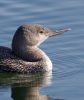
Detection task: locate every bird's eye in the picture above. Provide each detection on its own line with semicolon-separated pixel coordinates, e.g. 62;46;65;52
39;31;43;34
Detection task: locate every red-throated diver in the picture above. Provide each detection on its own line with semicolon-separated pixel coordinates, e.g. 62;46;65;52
0;24;71;73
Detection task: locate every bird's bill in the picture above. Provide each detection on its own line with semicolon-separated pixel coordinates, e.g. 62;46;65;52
49;28;71;37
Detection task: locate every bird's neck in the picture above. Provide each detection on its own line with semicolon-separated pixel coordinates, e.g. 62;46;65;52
12;45;53;71
12;46;48;61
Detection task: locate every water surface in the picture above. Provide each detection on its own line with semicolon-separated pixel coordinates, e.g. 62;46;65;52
0;0;84;100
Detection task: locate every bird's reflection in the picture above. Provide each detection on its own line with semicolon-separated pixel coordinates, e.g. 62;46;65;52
0;71;52;100
11;72;52;100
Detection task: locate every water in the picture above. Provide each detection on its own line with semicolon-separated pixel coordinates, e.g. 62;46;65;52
0;0;84;100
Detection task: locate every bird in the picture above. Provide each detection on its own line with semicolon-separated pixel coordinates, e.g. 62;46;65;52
0;24;71;73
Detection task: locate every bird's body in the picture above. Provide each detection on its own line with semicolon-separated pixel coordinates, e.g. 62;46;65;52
0;24;70;73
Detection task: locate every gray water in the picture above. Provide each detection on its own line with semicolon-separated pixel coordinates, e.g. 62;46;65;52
0;0;84;100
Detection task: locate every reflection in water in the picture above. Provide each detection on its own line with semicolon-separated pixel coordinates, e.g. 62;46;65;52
11;72;52;100
0;72;64;100
0;72;53;100
12;87;47;100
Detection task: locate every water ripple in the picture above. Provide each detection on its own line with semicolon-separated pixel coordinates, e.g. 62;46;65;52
0;0;84;99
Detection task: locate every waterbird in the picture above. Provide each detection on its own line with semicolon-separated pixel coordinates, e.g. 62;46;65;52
0;24;71;73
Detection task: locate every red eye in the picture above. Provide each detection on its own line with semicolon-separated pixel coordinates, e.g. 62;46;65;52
39;31;43;34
